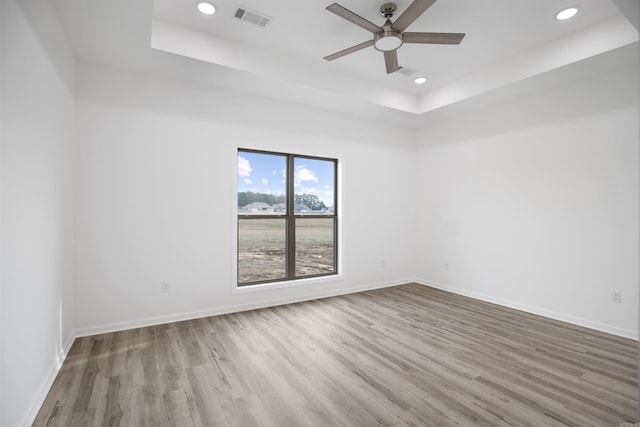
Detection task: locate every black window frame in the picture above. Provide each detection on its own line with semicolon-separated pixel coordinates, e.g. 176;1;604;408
237;148;338;286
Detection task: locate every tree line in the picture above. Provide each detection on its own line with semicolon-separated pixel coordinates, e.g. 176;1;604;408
238;191;327;210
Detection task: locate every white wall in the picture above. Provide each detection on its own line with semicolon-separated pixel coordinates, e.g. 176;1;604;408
0;1;76;426
73;61;416;334
414;53;639;338
613;0;640;31
1;4;637;424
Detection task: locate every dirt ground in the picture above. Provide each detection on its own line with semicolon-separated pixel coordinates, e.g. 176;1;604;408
238;243;334;283
237;217;336;284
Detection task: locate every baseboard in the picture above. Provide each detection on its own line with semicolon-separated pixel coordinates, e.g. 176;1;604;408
73;278;412;338
415;278;638;340
38;276;635;427
23;333;76;427
23;279;409;426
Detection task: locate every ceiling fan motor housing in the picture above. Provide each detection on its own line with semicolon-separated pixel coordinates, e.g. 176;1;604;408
374;4;402;52
374;20;403;51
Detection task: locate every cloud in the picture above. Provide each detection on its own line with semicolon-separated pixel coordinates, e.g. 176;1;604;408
301;187;320;196
244;178;252;185
238;156;252;178
261;178;269;186
294;165;318;187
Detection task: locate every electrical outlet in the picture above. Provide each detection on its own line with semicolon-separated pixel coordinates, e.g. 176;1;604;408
611;291;621;303
444;262;449;270
161;282;170;294
380;260;385;268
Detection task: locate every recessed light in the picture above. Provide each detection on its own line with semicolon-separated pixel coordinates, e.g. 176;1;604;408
414;77;427;85
197;2;216;15
556;7;578;20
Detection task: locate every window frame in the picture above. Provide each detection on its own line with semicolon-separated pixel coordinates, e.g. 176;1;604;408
236;148;339;287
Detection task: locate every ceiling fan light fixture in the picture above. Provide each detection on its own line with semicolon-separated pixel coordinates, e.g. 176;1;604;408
374;30;403;52
197;1;216;15
556;7;578;20
374;35;403;51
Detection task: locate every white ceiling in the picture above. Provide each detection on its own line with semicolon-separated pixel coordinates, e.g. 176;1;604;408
54;0;638;125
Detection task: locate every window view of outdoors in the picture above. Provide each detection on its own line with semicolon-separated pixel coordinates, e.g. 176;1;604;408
238;218;287;283
238;152;287;215
295;218;335;277
237;150;336;285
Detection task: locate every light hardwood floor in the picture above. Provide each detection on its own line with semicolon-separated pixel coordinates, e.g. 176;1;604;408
34;284;637;426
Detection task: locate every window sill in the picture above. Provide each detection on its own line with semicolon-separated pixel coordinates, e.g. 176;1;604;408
232;273;344;294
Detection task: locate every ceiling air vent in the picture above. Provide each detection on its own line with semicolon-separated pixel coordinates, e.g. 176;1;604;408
397;66;417;77
234;7;272;27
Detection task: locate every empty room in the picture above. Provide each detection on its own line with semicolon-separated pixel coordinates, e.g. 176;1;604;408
1;0;639;425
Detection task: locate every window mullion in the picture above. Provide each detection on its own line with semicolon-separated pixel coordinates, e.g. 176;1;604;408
286;154;296;279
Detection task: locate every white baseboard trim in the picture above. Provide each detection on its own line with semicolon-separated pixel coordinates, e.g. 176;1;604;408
27;279;408;424
32;277;634;426
26;280;410;426
415;278;638;340
23;333;76;427
73;278;412;338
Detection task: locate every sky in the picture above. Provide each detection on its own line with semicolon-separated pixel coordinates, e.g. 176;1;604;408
238;151;335;206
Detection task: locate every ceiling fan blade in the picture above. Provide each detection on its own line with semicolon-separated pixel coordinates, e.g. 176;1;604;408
392;0;437;32
324;40;374;61
384;50;399;74
403;32;465;44
326;3;382;34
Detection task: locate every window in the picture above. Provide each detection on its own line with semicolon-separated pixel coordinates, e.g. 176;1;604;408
237;149;337;286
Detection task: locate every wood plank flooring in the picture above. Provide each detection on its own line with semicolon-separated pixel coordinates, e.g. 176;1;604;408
34;284;638;426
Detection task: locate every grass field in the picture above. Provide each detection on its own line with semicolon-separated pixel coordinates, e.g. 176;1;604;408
238;218;335;283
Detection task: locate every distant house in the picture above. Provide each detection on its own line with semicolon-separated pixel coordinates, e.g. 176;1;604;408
241;202;317;213
294;204;311;212
243;202;273;213
272;203;286;213
261;203;311;213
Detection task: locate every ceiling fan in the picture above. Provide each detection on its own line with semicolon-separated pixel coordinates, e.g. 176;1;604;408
323;0;465;74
